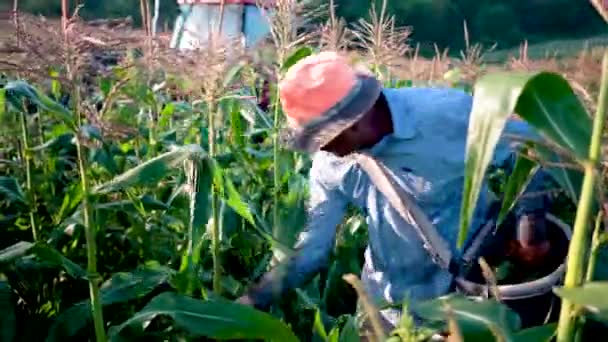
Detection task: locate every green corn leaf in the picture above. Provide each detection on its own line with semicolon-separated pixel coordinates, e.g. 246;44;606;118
223;175;255;226
0;88;6;120
0;241;34;264
223;62;245;89
108;292;299;342
0;282;16;342
0;176;28;206
553;281;608;321
313;309;328;340
496;150;539;225
458;71;592;247
29;244;87;279
93;144;207;194
281;46;314;72
46;266;171;342
0;242;86;279
4;81;76;129
339;316;359;342
328;326;340;342
414;294;521;342
514;323;556;342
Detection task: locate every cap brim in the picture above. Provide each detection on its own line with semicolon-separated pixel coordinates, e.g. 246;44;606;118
281;74;382;153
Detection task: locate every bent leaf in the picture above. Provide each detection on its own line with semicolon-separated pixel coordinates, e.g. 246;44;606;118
459;71;592;247
4;81;75;129
93;144;207;194
108;292;298;342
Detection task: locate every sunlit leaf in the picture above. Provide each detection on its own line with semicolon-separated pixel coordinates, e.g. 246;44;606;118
458;71;592;247
223;63;245;89
28;133;74;153
93;144;207;194
108;292;299;342
223;176;255;226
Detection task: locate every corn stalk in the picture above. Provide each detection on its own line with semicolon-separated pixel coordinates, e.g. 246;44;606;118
61;0;106;340
556;49;608;342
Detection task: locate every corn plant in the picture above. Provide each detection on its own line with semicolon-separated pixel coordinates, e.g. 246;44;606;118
457;44;608;342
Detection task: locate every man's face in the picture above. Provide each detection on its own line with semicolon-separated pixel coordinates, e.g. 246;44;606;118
320;107;382;157
320;125;365;157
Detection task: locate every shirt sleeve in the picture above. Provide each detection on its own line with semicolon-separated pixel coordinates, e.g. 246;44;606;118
245;155;349;309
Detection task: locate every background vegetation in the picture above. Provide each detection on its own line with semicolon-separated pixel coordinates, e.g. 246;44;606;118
8;0;608;55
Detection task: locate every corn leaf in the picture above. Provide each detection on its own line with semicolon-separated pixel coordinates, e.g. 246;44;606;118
0;176;28;206
281;46;314;72
0;241;86;279
554;282;608;321
513;323;556;342
338;316;359;342
4;81;76;129
414;295;521;342
0;282;16;342
46;266;171;342
93;144;207;194
459;71;592;247
108;292;299;342
496;151;539;225
0;241;34;264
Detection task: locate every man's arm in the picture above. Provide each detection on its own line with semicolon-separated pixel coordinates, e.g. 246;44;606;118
241;158;349;310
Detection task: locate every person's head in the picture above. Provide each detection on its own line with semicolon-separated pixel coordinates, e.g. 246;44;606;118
319;92;392;156
279;51;393;157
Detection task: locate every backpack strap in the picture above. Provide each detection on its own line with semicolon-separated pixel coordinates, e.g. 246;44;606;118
353;152;459;274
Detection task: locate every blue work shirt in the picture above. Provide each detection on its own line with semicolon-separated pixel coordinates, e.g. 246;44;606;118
248;86;548;325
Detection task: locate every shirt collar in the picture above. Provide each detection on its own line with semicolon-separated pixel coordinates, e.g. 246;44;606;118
366;87;417;154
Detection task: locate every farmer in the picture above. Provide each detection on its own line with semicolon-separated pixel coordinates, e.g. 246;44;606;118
237;52;554;337
170;0;274;50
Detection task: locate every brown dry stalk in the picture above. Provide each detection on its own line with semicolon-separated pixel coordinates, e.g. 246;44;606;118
590;0;608;23
342;273;387;342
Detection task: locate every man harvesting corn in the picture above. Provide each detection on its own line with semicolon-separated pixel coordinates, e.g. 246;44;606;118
238;51;554;338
